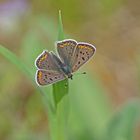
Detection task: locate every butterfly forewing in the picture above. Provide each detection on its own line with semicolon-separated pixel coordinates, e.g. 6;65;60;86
57;39;77;67
36;70;66;86
35;51;60;72
72;43;96;72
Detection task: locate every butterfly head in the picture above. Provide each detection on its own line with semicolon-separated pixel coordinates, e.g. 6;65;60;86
67;73;73;80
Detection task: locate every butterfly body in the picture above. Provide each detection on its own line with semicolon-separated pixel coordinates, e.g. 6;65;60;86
61;64;73;79
50;52;73;79
35;39;96;86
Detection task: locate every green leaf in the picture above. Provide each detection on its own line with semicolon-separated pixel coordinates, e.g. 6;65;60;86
105;100;140;140
53;10;69;108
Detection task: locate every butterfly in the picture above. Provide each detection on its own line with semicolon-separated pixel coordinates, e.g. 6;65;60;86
35;39;96;86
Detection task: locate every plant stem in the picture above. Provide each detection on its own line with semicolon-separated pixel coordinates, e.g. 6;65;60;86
49;10;69;140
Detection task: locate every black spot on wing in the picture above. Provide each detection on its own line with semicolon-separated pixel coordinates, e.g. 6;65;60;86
86;51;89;55
82;57;85;61
45;75;47;78
49;78;53;81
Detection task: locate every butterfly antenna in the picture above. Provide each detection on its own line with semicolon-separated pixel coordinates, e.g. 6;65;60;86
74;72;86;76
82;72;86;74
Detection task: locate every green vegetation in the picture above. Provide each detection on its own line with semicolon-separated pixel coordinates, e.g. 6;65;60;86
0;0;140;140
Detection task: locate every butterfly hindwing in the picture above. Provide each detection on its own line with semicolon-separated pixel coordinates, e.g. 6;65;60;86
57;39;77;67
36;70;66;86
35;51;60;72
72;42;96;72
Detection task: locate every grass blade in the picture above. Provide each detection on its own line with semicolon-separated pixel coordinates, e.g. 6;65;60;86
53;10;69;108
0;45;33;78
57;10;65;41
48;10;69;140
0;45;53;112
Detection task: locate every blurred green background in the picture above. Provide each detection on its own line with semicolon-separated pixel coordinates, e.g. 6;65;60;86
0;0;140;140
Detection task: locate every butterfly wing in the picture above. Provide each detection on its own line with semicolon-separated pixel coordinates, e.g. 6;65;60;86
56;39;77;67
35;50;61;72
36;70;66;86
72;42;96;72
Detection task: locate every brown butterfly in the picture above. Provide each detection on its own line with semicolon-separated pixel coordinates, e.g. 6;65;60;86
35;39;96;86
